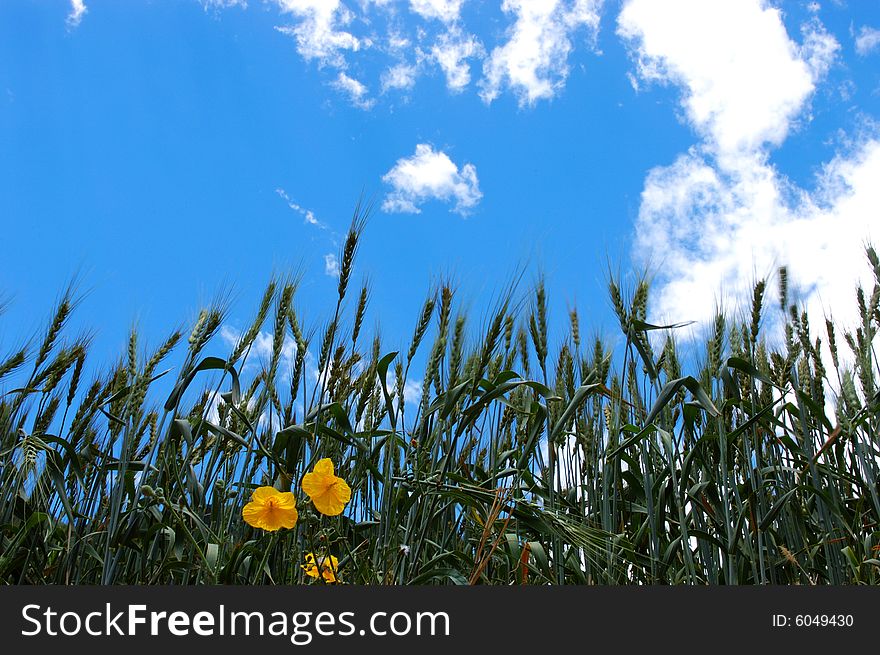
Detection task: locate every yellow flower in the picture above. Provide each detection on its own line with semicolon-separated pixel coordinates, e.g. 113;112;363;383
301;552;340;583
301;458;351;516
242;486;298;531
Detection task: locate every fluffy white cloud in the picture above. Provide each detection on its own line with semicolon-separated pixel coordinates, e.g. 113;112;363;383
409;0;463;24
619;0;880;333
431;28;484;92
381;62;419;92
855;26;880;56
331;72;375;109
67;0;87;28
274;0;361;67
618;0;836;157
206;0;607;106
636;139;880;330
480;0;602;106
382;143;481;215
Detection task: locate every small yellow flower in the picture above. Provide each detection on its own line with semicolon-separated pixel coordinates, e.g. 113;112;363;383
301;552;340;583
301;458;351;516
242;486;298;531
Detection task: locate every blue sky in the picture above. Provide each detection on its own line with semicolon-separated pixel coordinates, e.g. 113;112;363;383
2;0;880;369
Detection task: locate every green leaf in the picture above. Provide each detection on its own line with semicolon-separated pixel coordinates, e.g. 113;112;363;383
164;357;239;412
758;488;799;531
645;376;720;426
409;568;469;585
550;383;608;443
631;319;695;332
376;351;399;425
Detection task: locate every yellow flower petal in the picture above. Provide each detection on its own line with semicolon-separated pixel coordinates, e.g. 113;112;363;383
334;478;352;504
242;487;298;531
301;553;340;582
301;470;331;499
273;491;297;509
313;458;335;476
263;504;299;530
310;479;351;516
251;486;280;502
321;555;340;582
302;459;352;517
242;501;268;529
301;553;319;578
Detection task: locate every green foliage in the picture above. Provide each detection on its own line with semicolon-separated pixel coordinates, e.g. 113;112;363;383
1;223;879;585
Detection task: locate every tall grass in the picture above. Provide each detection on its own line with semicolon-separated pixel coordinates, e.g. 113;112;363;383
2;217;879;585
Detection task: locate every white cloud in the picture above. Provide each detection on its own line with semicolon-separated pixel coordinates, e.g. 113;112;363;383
402;378;422;406
324;253;341;278
331;72;375;109
274;0;361;68
800;19;839;79
409;0;463;24
276;188;325;228
431;28;484;92
636;139;880;330
618;0;836;158
385;371;423;409
201;0;248;9
205;0;605;106
479;0;602;106
385;31;412;55
381;62;418;92
382;143;481;215
855;26;880;56
619;0;880;333
67;0;87;28
220;325;239;350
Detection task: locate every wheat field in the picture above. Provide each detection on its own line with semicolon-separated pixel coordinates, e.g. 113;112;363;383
2;213;879;585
